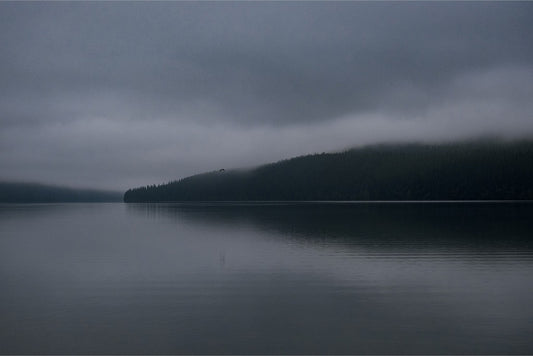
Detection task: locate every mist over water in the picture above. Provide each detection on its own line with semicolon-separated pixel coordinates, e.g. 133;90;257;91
1;202;532;354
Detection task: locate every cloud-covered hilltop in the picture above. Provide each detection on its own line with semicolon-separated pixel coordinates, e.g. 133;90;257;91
2;3;533;190
124;140;533;202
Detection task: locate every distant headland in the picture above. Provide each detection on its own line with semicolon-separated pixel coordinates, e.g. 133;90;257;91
0;182;122;203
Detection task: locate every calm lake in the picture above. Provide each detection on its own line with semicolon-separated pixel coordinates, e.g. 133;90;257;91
0;202;532;354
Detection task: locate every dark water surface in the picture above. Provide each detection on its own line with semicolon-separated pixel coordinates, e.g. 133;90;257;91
1;202;532;354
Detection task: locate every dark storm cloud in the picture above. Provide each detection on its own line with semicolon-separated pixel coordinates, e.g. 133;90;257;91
1;2;533;189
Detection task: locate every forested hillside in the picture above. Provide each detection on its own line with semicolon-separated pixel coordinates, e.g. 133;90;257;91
0;182;122;203
124;140;533;202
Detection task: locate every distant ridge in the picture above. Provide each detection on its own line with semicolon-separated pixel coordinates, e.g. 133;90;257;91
124;140;533;202
0;182;122;203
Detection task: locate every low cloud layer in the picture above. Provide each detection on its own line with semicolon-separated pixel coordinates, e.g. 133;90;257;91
1;2;532;190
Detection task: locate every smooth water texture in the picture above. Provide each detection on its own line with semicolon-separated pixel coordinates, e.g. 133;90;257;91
1;202;532;354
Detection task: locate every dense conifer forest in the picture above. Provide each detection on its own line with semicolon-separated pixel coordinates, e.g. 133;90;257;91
124;140;533;202
0;182;122;203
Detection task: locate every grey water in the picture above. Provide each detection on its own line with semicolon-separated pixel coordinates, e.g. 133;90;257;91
0;202;532;354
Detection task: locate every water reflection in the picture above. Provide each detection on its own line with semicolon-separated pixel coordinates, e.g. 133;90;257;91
0;202;532;354
128;202;533;254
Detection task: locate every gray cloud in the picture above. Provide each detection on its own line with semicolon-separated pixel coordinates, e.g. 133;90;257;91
1;2;533;189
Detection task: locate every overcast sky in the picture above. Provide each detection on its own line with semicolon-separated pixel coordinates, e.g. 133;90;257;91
1;2;532;190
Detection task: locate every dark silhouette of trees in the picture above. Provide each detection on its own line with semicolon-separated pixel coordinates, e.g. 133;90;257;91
124;140;533;202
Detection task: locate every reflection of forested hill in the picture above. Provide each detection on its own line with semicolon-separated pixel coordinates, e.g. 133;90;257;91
0;182;122;203
127;202;533;253
124;140;533;202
